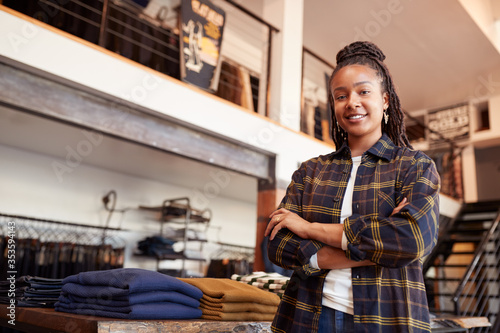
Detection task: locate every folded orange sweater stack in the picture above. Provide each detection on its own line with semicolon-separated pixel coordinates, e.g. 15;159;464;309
179;278;280;321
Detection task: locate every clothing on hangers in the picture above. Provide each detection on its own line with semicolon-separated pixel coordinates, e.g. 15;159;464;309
0;216;126;280
206;242;254;278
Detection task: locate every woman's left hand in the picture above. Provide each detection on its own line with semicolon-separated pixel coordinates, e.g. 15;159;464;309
265;208;310;241
391;197;408;216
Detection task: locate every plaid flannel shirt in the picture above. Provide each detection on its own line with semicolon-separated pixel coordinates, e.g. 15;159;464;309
268;134;440;333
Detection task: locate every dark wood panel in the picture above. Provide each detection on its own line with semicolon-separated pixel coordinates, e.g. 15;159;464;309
0;60;275;180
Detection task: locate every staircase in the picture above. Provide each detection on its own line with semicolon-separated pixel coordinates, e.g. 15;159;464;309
424;201;500;332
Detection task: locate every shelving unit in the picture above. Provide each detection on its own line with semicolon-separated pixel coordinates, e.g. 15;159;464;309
139;197;211;277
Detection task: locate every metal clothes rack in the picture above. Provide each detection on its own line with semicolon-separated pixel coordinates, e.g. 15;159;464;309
210;241;255;261
138;197;212;277
0;213;126;252
205;241;254;278
0;213;122;230
0;213;126;279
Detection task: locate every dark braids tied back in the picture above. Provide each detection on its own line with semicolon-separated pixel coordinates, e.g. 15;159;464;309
328;41;412;149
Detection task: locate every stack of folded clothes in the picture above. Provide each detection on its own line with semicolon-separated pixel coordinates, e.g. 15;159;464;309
179;277;280;321
55;268;203;319
231;272;290;298
137;236;182;258
0;276;63;308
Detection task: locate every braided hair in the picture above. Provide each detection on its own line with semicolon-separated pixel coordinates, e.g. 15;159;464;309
328;41;412;149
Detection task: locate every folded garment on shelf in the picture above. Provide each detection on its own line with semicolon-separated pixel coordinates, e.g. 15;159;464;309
55;268;203;319
178;278;280;306
0;276;63;308
59;290;200;308
231;271;290;284
199;299;277;313
179;277;280;320
61;268;203;299
24;276;66;286
57;294;200;313
17;297;59;307
55;302;202;319
249;282;287;291
137;236;178;257
231;272;290;298
200;309;276;321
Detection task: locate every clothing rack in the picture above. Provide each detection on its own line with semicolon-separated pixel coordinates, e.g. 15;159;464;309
211;241;255;260
206;242;254;278
0;213;123;231
0;213;126;279
0;214;122;244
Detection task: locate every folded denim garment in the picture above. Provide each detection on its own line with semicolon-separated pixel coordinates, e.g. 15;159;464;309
25;276;64;285
55;268;203;319
29;283;63;290
0;276;63;307
62;268;202;300
16;297;58;308
55;302;202;319
59;290;200;308
24;289;62;297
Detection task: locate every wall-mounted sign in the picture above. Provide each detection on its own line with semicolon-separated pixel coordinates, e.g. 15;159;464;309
180;0;225;91
428;104;469;146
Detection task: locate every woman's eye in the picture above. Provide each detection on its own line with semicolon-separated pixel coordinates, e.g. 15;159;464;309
335;95;346;100
360;90;370;95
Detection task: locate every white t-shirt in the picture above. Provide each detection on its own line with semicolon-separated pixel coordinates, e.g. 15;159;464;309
309;156;362;315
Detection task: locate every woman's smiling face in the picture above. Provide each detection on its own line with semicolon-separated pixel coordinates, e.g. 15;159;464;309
331;64;389;146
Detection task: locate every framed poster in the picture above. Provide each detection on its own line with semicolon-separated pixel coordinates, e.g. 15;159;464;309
428;104;469;146
180;0;225;91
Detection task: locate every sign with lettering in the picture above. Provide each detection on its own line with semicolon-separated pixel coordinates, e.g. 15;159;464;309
180;0;225;91
428;104;469;145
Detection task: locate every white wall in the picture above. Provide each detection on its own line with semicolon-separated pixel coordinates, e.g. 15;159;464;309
0;142;257;273
0;8;333;272
0;9;332;182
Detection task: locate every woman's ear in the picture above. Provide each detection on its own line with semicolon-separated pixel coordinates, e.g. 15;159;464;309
383;92;389;110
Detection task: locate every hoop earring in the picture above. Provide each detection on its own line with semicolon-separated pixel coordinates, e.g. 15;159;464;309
383;109;389;125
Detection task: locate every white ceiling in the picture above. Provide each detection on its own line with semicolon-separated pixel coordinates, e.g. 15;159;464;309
302;0;500;112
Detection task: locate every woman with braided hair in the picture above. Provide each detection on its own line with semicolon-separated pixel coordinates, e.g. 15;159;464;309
265;41;440;332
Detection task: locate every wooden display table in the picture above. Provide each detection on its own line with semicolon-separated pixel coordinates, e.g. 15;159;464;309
0;306;272;333
0;305;491;333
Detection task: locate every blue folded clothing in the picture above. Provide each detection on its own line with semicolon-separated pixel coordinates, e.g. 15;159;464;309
55;268;203;319
61;283;139;298
55;302;202;319
58;290;200;308
62;268;203;300
24;288;62;297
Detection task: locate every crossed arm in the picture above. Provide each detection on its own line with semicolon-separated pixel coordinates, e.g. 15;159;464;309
264;198;408;270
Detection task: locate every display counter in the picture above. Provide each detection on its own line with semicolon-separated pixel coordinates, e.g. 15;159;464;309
1;305;491;333
0;305;271;333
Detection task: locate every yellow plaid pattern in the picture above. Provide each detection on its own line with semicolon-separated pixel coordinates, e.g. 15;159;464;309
268;134;440;333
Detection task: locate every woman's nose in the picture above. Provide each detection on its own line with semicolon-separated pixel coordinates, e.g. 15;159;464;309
346;93;361;109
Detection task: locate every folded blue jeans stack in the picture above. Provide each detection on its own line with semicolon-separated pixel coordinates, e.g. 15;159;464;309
0;276;63;308
55;268;203;319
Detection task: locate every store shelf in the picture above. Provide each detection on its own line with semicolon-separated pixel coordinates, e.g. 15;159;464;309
139;203;211;223
137;197;211;277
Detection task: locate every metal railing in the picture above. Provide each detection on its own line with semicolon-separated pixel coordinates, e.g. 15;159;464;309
301;47;335;144
452;209;500;332
7;0;277;115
